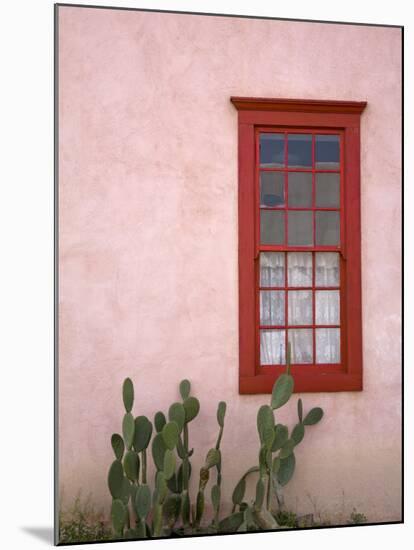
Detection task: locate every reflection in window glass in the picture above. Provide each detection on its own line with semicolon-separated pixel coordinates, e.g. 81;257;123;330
260;134;285;167
260;330;285;365
261;210;285;244
260;172;285;207
288;211;313;246
288;134;312;168
315;135;340;169
315;173;340;207
315;211;340;246
288;172;312;207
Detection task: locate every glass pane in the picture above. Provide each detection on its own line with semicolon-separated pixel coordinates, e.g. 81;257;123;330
260;291;285;325
261;211;285;245
288;172;312;207
316;173;340;207
288;290;313;325
315;211;340;246
288;329;313;364
316;328;340;363
315;134;340;169
260;133;285;167
288;134;312;168
287;252;312;287
288;211;313;246
260;330;285;365
260;252;285;287
315;252;340;286
315;290;340;324
260;172;285;207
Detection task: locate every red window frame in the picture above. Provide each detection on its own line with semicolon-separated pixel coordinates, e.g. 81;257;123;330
231;97;367;394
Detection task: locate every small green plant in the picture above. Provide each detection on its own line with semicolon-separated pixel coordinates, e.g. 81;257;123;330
348;508;367;524
274;510;298;528
59;493;111;543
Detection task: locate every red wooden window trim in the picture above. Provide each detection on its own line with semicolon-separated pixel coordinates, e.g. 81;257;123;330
231;97;367;394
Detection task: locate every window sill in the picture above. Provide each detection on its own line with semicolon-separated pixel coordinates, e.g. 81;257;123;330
239;372;362;394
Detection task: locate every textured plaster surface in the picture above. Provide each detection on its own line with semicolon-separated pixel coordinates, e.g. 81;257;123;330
58;7;402;523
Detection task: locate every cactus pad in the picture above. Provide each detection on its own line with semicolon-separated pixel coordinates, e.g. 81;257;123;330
205;448;221;469
135;484;151;519
111;499;127;536
255;478;265;510
152;433;167;471
179;379;191;400
291;422;305;445
111;433;124;461
183;396;200;423
123;450;140;481
277;452;296;486
133;415;153;452
154;411;166;433
211;484;221;513
122;412;135;450
163;449;176;480
297;398;303;423
303;407;324;425
108;459;124;499
272;424;289;452
168;403;186;433
219;512;244;533
271;373;294;410
232;477;246;506
279;438;295;459
122;378;134;413
217;401;227;428
161;421;179;450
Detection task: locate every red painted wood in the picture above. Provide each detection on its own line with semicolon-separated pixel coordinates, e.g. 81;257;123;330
259;286;340;291
259;245;341;252
240;372;362;394
260;168;340;173
259;324;340;330
343;125;363;380
238;110;360;128
238;123;256;384
260;206;340;211
230;97;367;114
234;98;366;394
312;133;316;273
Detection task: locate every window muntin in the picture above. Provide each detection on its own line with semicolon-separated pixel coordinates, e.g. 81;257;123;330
257;130;343;367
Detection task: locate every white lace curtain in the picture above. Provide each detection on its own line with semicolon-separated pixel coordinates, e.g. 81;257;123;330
259;252;341;365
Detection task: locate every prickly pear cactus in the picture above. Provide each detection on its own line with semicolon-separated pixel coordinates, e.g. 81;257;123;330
106;370;324;540
229;343;325;528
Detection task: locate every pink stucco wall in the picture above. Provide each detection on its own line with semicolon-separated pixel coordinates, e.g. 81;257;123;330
58;6;402;523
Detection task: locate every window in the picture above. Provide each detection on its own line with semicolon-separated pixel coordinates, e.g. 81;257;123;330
231;97;367;393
